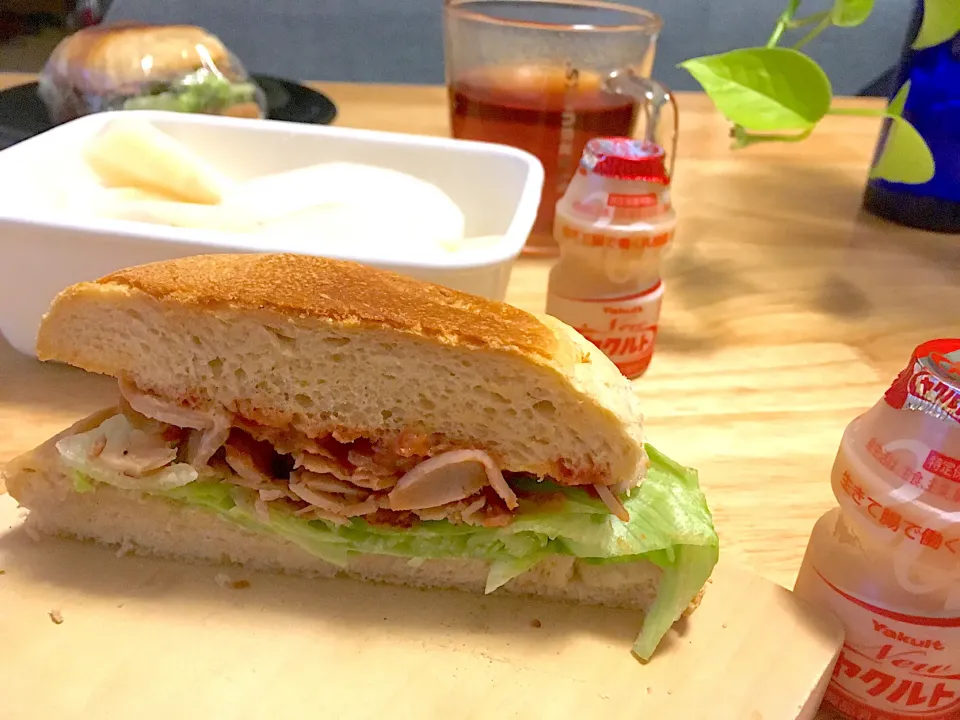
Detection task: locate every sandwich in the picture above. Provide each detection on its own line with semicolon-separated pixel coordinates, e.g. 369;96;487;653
38;22;265;124
2;253;719;660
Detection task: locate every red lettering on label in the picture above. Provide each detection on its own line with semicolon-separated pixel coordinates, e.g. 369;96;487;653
879;507;901;531
924;450;960;483
930;683;956;707
866;437;900;472
606;192;659;208
837;475;958;554
909;371;960;425
832;648;960;713
872;622;948;650
600;337;622;355
851;485;866;505
920;529;944;550
861;669;897;696
836;652;864;679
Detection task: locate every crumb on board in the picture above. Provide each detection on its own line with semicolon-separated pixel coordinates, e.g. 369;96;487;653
722;622;728;629
49;609;63;625
0;569;6;575
530;618;542;629
645;687;652;695
214;573;250;590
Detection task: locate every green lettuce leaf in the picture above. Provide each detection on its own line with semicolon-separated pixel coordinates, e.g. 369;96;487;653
70;471;96;494
122;76;261;114
65;432;718;660
486;551;551;594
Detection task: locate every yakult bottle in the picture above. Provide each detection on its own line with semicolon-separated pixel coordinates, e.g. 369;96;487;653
795;339;960;720
545;137;675;379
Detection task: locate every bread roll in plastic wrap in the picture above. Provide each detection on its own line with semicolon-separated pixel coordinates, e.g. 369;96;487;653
38;22;267;123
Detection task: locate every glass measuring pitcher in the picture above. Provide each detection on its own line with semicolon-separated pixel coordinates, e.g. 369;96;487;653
444;0;678;255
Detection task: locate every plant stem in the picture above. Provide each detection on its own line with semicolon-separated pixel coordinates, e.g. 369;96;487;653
767;20;788;48
731;125;814;148
793;14;833;49
787;11;829;29
767;0;802;48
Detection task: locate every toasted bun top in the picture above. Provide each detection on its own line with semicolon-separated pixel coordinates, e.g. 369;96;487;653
37;254;646;485
97;254;562;360
43;22;239;95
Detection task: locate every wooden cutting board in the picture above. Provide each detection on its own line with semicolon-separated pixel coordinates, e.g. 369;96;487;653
0;493;843;720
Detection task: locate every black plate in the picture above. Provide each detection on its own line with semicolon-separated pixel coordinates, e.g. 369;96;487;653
0;74;337;150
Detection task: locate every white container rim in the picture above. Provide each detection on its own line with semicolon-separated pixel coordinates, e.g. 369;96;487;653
0;111;545;271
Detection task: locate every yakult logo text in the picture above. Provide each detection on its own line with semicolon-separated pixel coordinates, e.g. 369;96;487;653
873;620;947;652
909;371;960;425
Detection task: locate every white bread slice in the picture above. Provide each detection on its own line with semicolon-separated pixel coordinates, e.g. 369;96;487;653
36;254;646;487
3;421;662;611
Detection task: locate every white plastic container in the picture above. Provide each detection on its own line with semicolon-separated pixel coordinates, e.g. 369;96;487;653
0;111;544;358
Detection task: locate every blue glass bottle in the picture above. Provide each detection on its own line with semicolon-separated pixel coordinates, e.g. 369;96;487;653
862;1;960;232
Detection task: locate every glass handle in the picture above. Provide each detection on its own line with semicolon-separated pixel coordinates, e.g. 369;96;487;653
605;70;679;179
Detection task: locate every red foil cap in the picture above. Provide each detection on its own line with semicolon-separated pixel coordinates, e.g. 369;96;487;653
581;137;669;184
884;338;960;426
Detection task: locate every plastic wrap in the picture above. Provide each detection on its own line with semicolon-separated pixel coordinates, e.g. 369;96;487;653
38;22;267;124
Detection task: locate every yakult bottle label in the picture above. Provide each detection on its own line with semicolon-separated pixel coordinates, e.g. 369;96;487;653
802;567;960;720
546;281;663;379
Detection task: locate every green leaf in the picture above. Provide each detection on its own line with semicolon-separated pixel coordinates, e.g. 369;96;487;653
680;48;832;132
887;80;911;117
912;0;960;50
870;116;935;185
831;0;875;27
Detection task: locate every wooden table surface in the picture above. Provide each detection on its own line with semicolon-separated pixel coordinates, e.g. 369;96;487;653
2;73;959;593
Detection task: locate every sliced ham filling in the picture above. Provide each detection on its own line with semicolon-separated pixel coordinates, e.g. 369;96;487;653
111;381;633;526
